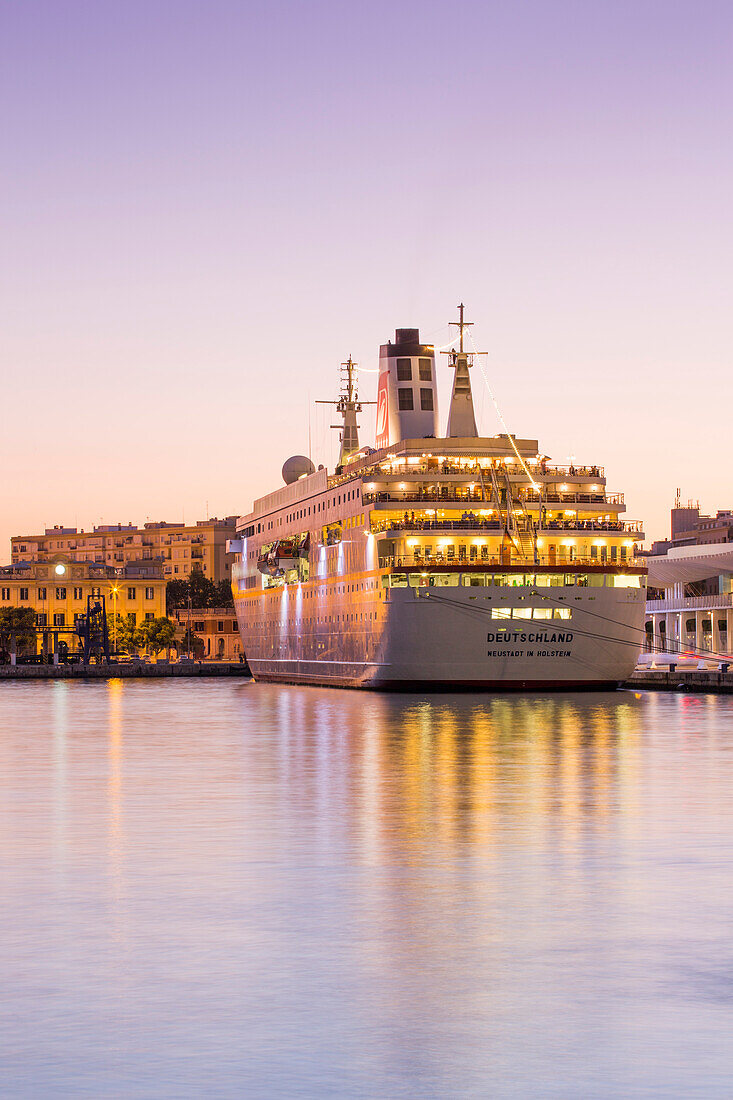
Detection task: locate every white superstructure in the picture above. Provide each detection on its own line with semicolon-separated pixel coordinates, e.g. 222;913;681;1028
231;308;647;689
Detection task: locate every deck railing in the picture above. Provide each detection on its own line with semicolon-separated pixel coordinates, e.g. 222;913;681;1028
646;594;733;612
370;518;643;535
363;490;624;507
378;554;645;571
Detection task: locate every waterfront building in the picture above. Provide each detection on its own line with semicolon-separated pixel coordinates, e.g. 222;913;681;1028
0;560;166;653
10;517;238;583
171;607;242;660
643;497;733;656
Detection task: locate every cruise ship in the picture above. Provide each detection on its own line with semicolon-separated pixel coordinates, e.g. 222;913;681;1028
230;308;647;689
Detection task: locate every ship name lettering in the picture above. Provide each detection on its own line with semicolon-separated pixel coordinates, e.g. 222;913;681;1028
487;631;574;644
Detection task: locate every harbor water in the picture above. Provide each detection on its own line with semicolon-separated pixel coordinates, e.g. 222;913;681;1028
2;680;733;1098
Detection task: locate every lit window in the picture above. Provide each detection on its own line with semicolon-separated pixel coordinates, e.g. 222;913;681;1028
398;388;414;411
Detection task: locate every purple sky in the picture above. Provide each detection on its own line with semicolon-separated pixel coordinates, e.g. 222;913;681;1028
2;0;732;552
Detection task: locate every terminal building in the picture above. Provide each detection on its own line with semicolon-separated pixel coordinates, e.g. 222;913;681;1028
10;517;238;583
645;495;733;656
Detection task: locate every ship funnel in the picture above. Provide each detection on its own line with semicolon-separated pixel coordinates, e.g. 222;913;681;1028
375;328;439;449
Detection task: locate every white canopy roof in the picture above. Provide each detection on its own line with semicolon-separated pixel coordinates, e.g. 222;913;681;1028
646;543;733;585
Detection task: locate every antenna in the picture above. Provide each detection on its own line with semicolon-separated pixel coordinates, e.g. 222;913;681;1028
316;356;375;465
675;487;681;509
449;302;473;353
443;303;480;437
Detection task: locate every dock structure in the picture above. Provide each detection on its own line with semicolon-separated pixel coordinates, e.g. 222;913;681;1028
0;661;251;681
627;667;733;694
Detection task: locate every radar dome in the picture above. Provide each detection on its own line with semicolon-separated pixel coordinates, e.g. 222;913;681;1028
282;455;316;485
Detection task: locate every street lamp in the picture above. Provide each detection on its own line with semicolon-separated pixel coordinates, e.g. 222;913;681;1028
109;584;119;653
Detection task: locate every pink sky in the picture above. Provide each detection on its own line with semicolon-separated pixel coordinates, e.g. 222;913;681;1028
2;1;732;554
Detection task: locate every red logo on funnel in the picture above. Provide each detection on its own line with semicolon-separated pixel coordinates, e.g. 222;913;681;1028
375;371;389;449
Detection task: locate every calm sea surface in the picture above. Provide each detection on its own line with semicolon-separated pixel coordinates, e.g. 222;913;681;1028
2;681;733;1098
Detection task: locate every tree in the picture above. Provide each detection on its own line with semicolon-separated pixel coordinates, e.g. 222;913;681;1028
213;579;234;608
179;627;205;659
138;617;177;658
166;579;189;614
188;570;218;607
0;608;37;660
107;613;141;655
166;570;232;612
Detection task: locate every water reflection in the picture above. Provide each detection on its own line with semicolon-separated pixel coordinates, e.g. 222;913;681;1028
2;681;733;1098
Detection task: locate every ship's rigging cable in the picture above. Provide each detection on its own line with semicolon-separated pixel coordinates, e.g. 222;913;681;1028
466;328;540;491
416;586;730;664
356;334;468;373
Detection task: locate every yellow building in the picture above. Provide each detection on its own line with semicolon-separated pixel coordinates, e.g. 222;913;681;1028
171;607;243;661
11;517;237;583
0;561;166;653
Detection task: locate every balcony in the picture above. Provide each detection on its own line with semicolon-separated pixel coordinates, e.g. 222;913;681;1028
370;518;643;536
379;554;646;571
363;489;624;508
646;594;733;612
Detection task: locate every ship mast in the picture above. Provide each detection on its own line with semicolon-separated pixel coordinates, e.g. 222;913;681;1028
444;302;479;438
316;356;375;468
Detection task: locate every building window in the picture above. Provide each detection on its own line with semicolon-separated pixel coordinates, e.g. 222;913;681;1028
420;388;434;411
217;621;224;632
145;612;154;621
36;613;47;627
396;358;412;381
419;358;432;381
1;588;9;600
74;587;83;599
56;587;66;600
53;613;65;627
145;587;154;600
398;388;414;411
38;587;47;600
127;587;136;600
19;588;29;601
91;587;101;598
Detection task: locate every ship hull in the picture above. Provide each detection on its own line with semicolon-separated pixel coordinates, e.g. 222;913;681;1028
234;576;645;691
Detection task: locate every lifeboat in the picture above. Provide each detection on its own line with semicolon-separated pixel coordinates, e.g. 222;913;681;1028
257;536;308;577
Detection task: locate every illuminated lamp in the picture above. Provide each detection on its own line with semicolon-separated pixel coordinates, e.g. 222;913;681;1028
55;563;66;576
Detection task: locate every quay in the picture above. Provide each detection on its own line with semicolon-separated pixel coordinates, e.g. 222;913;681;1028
627;668;733;694
0;661;251;681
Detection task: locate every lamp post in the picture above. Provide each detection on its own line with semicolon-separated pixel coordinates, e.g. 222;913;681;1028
110;585;119;653
187;594;192;659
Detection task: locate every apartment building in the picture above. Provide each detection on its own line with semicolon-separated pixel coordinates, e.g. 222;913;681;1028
11;517;238;583
0;561;166;651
